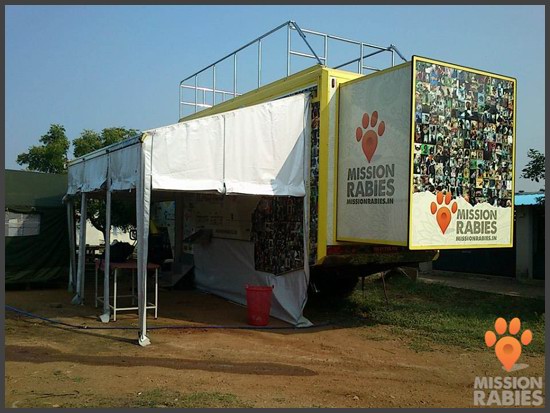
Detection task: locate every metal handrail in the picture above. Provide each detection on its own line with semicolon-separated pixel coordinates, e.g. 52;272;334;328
179;21;408;118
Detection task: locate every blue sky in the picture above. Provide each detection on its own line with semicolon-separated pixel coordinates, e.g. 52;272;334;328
5;5;545;191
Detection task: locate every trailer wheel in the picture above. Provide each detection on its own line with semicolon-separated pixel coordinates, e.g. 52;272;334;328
310;267;359;297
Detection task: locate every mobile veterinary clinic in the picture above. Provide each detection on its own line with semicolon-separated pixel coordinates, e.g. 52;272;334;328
65;22;516;346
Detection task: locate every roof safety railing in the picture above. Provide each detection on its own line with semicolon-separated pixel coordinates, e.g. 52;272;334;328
179;20;408;118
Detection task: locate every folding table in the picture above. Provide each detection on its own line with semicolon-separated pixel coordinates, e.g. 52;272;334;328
95;259;159;321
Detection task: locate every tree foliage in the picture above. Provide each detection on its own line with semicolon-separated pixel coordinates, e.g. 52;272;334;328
72;127;140;237
521;149;545;206
73;127;139;158
521;149;545;183
16;124;69;174
17;124;140;237
84;198;136;238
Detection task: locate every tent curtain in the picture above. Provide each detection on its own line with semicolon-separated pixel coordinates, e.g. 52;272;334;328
148;93;309;196
224;94;308;196
150;115;225;192
109;144;140;191
68;93;309;197
81;156;108;193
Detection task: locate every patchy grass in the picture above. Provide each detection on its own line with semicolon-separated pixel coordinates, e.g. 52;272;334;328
127;388;250;408
51;370;87;383
21;388;252;408
307;275;545;354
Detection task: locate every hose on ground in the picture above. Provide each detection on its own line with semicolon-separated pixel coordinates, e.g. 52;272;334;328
5;305;331;331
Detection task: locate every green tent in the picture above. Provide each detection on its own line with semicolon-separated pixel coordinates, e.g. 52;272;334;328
5;170;70;285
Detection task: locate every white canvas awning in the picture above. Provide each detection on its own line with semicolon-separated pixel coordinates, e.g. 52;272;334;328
67;93;308;196
65;92;311;346
149;115;225;192
67;156;108;194
223;95;307;196
67;137;142;195
148;93;308;195
109;144;140;191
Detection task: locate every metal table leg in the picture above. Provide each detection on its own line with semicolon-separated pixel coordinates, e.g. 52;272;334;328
131;269;135;305
155;268;158;319
95;264;98;308
113;268;118;321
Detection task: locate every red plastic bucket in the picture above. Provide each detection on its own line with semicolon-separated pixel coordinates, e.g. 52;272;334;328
245;285;274;326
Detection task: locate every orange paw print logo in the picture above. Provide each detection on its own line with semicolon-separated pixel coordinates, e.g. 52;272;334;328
485;317;533;372
430;191;457;234
356;111;385;163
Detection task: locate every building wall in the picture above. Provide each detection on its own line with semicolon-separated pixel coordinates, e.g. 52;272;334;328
432;204;544;280
515;206;533;278
76;220;132;246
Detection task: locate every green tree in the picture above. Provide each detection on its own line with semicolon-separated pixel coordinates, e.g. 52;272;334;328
73;127;139;158
16;124;69;173
521;149;545;183
521;149;545;205
73;127;140;238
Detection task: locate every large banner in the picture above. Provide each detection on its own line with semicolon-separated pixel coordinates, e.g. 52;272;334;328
337;64;411;245
409;56;516;249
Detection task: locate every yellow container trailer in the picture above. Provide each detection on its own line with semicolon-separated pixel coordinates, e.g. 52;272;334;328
175;23;516;295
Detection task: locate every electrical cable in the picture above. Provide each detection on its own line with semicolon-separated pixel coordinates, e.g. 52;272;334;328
5;305;331;331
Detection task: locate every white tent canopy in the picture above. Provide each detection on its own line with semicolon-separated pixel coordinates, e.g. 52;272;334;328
66;93;311;346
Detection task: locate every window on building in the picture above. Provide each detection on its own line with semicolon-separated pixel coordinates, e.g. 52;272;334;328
5;211;41;237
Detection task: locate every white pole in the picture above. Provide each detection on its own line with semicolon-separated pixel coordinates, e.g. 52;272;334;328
137;135;152;346
72;192;87;305
100;186;112;323
66;200;77;293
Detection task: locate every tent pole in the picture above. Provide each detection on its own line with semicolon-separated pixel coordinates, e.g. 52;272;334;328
66;200;77;293
72;192;87;305
137;135;152;346
100;186;112;323
174;193;184;278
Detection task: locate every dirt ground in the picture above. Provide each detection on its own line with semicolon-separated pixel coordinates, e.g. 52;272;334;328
4;285;546;408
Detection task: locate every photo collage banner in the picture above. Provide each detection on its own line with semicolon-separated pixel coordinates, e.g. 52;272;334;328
409;56;516;248
412;59;515;208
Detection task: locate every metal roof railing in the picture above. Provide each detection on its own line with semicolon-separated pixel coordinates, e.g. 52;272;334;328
179;20;407;118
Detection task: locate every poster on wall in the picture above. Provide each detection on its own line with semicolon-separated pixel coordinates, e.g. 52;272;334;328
182;194;259;243
409;56;516;249
336;63;411;245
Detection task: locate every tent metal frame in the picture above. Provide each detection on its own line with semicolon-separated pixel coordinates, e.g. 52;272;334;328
179;20;407;118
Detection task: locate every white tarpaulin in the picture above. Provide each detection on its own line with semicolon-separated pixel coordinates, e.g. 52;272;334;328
149;116;225;193
148;93;308;196
67;162;84;195
109;144;140;191
80;156;108;193
193;238;311;326
67;155;108;194
224;94;308;196
67;93;308;197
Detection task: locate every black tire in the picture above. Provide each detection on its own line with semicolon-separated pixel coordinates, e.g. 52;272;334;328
310;266;359;297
